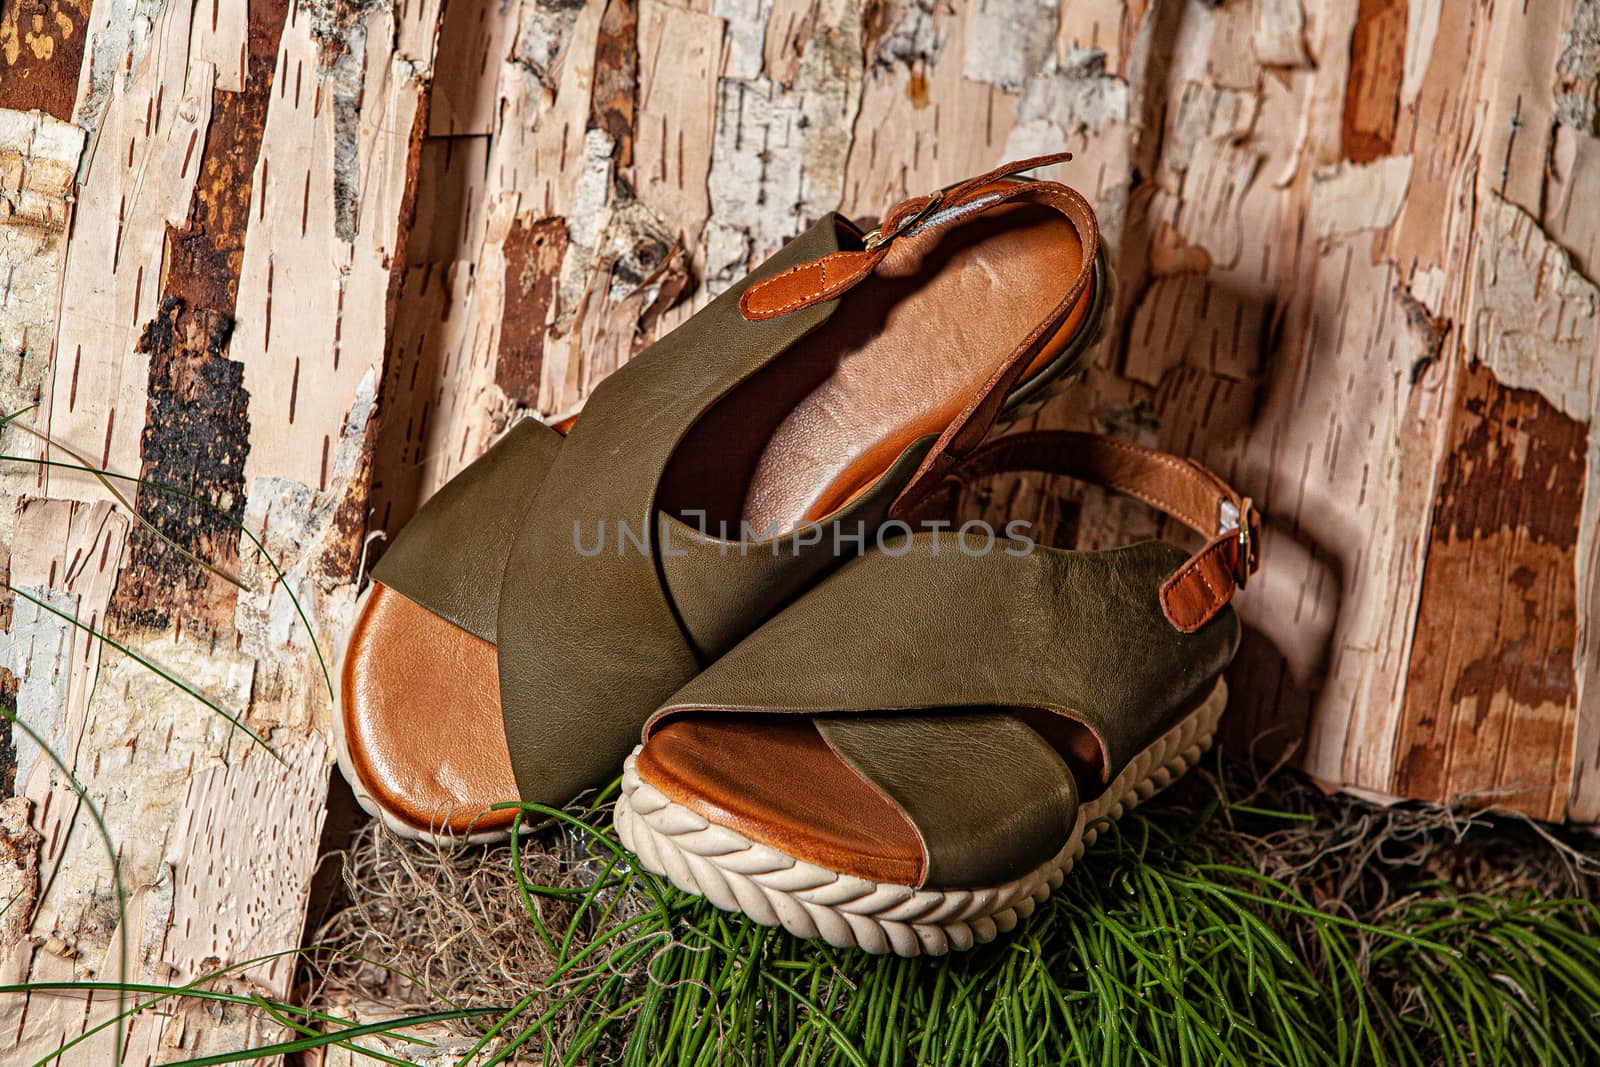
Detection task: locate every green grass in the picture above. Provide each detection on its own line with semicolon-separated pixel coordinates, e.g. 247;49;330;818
4;409;1599;1064
370;781;1594;1067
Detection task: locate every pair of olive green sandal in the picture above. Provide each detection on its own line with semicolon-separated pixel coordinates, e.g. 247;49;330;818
334;154;1260;956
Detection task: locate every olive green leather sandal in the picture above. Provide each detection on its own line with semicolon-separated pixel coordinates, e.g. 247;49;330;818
335;155;1109;842
614;431;1261;955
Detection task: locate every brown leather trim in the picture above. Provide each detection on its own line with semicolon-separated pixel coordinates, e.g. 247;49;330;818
738;250;886;320
341;583;521;835
1159;534;1245;634
886;183;1100;514
938;151;1077;202
916;430;1262;633
737;151;1080;323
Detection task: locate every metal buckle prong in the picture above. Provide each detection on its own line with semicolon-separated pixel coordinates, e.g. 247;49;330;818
862;189;946;251
1235;497;1257;590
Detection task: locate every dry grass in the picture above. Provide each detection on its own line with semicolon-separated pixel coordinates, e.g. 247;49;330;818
312;810;651;1025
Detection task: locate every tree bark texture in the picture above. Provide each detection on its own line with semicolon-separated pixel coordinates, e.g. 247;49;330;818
1;0;1597;1057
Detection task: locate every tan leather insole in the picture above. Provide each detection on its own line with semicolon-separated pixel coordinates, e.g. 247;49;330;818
658;202;1089;533
342;206;1091;835
638;717;928;885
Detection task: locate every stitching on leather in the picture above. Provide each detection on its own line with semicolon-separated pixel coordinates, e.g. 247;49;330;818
1193;557;1220;604
743;262;812;314
738;271;790;318
1161;542;1229;631
1105;478;1198;528
747;259;837;318
970;434;1217;533
1160;577;1202;632
1089;438;1217;531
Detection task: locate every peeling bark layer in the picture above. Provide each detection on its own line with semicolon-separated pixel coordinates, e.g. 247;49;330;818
1342;0;1405;162
591;0;639;170
1398;366;1586;820
498;216;568;406
113;0;287;633
114;297;251;633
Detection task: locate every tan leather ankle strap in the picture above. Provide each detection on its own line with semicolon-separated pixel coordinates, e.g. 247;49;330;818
737;152;1083;322
906;430;1261;634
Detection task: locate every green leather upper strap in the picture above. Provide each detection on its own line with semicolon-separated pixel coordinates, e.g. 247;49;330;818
494;217;852;804
645;535;1239;887
816;711;1080;889
648;538;1238;773
659;440;934;662
369;416;563;643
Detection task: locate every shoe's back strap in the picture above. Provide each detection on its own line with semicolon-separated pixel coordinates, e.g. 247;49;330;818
736;152;1085;323
905;430;1260;633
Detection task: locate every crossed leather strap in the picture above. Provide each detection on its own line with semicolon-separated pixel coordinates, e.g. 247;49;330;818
901;430;1261;634
490;159;1103;804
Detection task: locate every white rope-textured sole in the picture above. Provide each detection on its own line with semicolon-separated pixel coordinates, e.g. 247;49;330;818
615;678;1227;956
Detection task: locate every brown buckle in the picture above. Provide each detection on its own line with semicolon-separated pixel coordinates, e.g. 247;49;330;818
1234;497;1258;590
862;189;945;251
